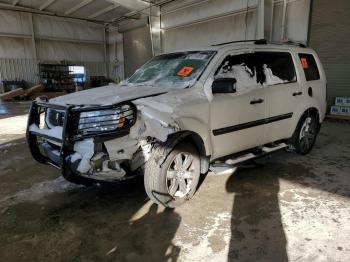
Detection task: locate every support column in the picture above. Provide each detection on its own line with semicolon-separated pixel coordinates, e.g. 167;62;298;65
103;26;109;78
29;13;37;60
281;0;288;40
149;5;162;56
256;0;274;41
256;0;265;39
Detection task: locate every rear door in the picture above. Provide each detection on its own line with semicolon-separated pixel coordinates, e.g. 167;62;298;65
260;51;301;143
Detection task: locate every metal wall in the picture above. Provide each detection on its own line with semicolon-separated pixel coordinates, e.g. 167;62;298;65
160;0;311;52
0;9;107;86
123;25;153;78
0;58;39;85
309;0;350;105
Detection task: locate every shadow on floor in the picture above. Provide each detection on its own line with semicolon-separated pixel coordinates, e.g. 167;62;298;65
226;163;288;262
0;178;181;261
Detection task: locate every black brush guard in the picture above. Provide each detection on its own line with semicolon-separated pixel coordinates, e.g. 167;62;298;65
26;100;136;184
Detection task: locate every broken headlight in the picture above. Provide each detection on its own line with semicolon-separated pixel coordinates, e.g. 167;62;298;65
77;104;135;135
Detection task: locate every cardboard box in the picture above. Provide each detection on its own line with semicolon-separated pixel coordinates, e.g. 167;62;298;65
335;97;350;107
331;105;350;116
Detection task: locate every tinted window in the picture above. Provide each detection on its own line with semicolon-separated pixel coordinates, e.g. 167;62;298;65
298;53;320;81
215;53;262;92
257;52;297;85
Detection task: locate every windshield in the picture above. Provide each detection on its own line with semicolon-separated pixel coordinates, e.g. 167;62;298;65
123;51;215;89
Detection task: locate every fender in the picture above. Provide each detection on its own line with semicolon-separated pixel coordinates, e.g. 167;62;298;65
176;117;213;156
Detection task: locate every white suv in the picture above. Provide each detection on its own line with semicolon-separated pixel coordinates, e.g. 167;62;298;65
27;40;327;207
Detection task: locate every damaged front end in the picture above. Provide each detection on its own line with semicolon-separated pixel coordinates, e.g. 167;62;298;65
26;99;150;184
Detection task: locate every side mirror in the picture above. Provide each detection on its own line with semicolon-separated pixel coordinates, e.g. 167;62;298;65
212;78;237;94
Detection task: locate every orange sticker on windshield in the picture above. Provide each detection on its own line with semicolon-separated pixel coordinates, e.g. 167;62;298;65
301;58;308;69
177;66;194;77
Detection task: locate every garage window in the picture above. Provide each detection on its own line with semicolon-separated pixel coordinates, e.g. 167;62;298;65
298;53;320;81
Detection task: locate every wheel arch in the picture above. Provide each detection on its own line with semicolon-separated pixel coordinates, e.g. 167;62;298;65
292;107;321;137
159;131;210;174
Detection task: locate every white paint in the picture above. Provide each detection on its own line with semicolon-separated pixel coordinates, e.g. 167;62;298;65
104;136;139;160
73;138;94;173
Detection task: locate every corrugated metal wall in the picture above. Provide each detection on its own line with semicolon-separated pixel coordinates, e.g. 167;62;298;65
309;0;350;106
0;59;108;87
0;59;39;85
123;26;152;78
161;0;311;53
0;9;107;87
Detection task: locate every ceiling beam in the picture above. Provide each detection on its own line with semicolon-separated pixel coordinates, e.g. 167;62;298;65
65;0;94;15
39;0;56;11
88;4;120;19
106;0;149;13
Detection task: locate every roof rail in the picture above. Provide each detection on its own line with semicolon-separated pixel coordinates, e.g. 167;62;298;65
270;40;307;48
211;39;267;46
212;39;307;48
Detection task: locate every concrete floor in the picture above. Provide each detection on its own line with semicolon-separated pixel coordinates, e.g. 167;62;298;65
0;102;349;262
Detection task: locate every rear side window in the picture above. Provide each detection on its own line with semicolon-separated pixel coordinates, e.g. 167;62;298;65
257;52;297;86
298;53;320;81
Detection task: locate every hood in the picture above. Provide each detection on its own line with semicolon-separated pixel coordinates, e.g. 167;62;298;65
50;84;172;106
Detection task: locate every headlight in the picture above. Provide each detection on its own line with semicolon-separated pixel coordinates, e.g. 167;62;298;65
77;104;135;134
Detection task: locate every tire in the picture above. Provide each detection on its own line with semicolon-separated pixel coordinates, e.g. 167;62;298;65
291;113;318;155
144;142;201;208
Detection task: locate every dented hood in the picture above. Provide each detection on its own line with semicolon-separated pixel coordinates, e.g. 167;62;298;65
50;84;172;106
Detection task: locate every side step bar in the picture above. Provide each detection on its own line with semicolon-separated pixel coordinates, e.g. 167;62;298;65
210;143;287;174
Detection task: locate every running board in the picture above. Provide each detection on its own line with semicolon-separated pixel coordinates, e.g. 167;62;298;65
210;143;287;174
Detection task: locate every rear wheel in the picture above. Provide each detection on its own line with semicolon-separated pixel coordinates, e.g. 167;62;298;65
144;142;201;208
291;113;318;155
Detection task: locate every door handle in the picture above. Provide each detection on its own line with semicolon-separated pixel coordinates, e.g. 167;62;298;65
293;91;303;96
250;98;264;105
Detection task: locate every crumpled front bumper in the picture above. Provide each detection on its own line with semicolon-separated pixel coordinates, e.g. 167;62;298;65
26;101;83;183
26;100;136;184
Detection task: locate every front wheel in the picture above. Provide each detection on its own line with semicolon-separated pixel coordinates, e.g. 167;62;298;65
144;142;201;208
291;113;318;155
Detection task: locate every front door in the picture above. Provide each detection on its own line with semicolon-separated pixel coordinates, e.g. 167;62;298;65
209;52;266;159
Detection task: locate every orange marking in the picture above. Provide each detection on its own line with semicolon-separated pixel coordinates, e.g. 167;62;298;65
301;58;308;69
177;66;194;77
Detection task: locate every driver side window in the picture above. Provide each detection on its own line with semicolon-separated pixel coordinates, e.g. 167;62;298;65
214;53;264;93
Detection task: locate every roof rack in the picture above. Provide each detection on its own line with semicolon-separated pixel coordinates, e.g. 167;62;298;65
211;39;267;46
270;40;307;48
211;39;307;48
